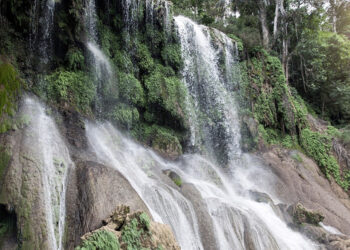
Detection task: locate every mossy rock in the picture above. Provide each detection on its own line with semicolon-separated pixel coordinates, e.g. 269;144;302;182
289;203;324;226
132;124;183;159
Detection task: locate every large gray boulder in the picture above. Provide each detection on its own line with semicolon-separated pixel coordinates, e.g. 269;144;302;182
65;161;150;249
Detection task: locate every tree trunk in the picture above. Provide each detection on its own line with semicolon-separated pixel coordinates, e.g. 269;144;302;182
330;0;337;33
258;0;270;49
273;0;280;40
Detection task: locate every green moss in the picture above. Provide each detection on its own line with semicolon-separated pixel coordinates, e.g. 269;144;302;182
0;147;11;182
291;153;303;163
173;177;182;187
111;104;139;129
0;63;22;132
75;230;120;250
45;70;96;114
118;72;145;107
293;203;324;226
228;34;243;51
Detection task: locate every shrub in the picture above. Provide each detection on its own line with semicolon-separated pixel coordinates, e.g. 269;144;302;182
136;43;155;75
121;219;142;250
161;44;183;72
75;230;120;250
45;70;96;114
145;66;188;123
300;128;349;189
118;73;145;107
111;103;139;129
66;47;85;70
139;212;150;231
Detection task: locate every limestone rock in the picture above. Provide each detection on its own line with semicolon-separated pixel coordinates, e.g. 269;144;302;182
65;161;150;249
260;147;350;235
79;205;180;250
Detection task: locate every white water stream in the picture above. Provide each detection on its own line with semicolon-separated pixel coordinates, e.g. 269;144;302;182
21;97;71;250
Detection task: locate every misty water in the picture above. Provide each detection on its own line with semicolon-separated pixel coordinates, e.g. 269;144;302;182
20;97;71;250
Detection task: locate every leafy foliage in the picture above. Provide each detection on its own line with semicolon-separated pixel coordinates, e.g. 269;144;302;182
300;128;349;190
111;104;139;129
118;73;145;107
75;230;120;250
145;65;188;125
132;124;183;156
241;49;307;136
121;213;151;250
66;47;85;70
295;31;350;123
45;70;96;114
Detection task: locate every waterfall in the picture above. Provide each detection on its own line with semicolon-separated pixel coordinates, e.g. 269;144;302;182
85;15;320;250
84;0;113;115
21;97;71;250
86;123;204;249
175;15;241;165
86;122;318;250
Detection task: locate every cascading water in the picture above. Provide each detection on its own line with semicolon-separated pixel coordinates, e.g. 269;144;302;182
86;123;204;250
30;0;56;68
84;0;113;115
21;97;71;250
175;15;241;164
85;15;320;250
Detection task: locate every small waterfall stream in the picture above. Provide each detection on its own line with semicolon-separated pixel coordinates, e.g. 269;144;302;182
21;97;71;250
84;0;113;115
30;0;56;68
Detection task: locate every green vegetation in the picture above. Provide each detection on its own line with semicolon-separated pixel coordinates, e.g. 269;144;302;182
300;128;349;189
121;213;151;250
45;70;95;114
66;47;85;71
0;62;22;133
132;124;183;157
173;177;182;187
0;147;11;182
242;49;308;137
118;73;145;107
111;104;140;129
145;66;188;124
293;203;325;226
161;44;183;71
75;230;120;250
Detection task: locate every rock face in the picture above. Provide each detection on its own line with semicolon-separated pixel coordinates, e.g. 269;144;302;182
78;205;180;250
65;161;151;249
288;203;325;225
260;147;350;235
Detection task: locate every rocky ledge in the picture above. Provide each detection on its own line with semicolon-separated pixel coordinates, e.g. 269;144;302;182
76;205;180;250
